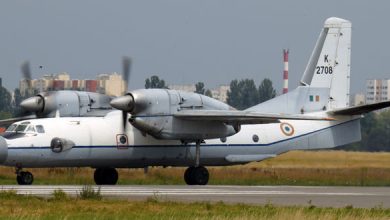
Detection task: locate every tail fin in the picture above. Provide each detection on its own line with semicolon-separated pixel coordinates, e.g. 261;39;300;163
301;17;352;109
249;17;352;114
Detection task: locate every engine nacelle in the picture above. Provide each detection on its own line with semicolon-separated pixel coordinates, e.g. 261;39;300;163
21;91;112;118
112;89;238;141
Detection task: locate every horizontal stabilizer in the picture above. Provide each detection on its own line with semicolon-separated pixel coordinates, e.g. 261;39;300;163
331;101;390;115
174;110;335;125
225;154;276;163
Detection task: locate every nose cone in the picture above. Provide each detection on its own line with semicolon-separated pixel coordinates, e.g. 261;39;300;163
0;137;8;164
20;96;44;112
110;95;134;112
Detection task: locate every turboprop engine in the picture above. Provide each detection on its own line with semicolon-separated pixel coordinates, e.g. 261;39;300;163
20;91;113;118
110;89;238;141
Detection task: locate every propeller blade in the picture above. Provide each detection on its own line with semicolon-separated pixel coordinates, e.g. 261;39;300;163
122;111;128;131
21;61;32;92
122;56;131;93
119;56;132;132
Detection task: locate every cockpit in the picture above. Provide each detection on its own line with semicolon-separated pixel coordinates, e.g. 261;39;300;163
1;122;45;139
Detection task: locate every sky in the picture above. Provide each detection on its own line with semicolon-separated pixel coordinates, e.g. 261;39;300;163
0;0;389;94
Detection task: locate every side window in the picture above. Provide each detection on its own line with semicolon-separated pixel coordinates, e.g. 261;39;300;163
36;125;45;133
25;125;36;133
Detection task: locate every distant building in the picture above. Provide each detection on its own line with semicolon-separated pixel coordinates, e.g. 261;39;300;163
366;79;390;104
85;80;98;92
168;84;196;93
97;73;126;96
351;93;365;106
19;72;126;96
210;85;230;103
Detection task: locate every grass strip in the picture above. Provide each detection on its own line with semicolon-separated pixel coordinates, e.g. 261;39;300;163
0;191;389;220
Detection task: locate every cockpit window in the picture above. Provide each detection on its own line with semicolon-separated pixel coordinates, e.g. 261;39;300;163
15;124;28;132
25;125;36;133
36;125;45;133
6;124;17;132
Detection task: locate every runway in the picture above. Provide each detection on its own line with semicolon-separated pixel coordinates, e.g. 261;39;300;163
1;185;389;208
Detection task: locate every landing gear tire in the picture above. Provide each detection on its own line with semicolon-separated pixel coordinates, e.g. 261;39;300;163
184;166;209;185
17;171;34;185
94;168;118;185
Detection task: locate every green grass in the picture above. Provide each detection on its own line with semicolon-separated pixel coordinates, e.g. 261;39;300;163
0;192;389;219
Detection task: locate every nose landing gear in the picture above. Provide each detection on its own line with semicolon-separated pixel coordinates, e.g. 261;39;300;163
16;168;34;185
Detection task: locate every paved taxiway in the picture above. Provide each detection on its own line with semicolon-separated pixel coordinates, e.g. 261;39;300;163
0;185;389;208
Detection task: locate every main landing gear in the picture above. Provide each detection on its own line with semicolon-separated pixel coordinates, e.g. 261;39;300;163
94;168;118;185
16;168;34;185
184;166;209;185
183;140;210;185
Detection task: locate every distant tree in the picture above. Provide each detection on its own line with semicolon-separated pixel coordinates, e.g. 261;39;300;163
13;88;23;107
205;89;213;98
0;111;12;120
227;79;259;110
339;111;390;152
195;82;205;95
258;78;276;103
145;75;167;89
0;86;12;113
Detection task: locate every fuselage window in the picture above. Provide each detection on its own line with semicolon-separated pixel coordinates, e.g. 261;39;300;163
36;125;45;133
220;137;227;143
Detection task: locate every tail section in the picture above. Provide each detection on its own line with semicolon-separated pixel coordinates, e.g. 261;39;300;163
301;17;352;109
249;17;352;114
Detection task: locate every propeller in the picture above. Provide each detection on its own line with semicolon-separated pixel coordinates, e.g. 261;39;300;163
120;57;132;131
13;61;37;118
18;61;46;116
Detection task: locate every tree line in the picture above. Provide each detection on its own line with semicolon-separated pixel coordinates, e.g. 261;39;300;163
144;75;276;110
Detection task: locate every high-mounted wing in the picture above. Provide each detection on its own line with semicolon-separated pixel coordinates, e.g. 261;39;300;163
331;101;390;115
0;115;36;128
174;110;335;125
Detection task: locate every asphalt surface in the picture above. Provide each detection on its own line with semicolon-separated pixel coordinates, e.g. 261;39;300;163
1;185;389;208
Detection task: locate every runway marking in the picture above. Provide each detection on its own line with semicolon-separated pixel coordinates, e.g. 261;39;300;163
0;185;388;197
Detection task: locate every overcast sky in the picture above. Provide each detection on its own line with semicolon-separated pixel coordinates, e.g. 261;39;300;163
0;1;389;94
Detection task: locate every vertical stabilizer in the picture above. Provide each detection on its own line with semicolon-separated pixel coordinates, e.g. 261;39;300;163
300;17;351;109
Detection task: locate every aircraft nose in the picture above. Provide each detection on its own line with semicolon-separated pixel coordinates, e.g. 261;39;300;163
0;137;8;164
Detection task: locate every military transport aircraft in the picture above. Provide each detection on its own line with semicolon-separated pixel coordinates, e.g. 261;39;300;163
1;17;389;185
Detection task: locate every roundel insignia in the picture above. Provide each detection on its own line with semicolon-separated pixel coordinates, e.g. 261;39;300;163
280;122;294;136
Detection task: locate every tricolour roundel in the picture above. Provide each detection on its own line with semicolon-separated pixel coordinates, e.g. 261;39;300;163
280;122;294;136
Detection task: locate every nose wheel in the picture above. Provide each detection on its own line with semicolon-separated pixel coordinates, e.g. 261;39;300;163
184;166;209;185
16;171;34;185
94;168;118;185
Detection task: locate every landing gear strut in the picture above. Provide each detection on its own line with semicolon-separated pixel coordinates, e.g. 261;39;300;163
184;166;209;185
16;168;34;185
94;168;118;185
184;140;209;185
